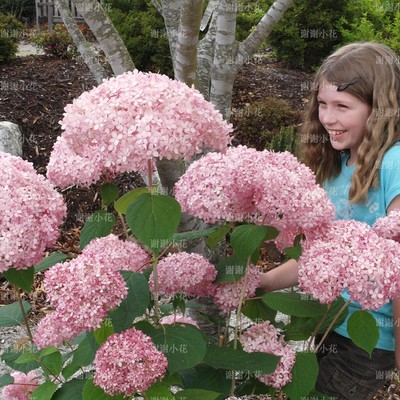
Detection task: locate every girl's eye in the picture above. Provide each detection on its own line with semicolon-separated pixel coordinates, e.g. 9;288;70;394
338;104;348;109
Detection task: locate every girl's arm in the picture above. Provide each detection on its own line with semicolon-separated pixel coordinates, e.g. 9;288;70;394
259;258;299;292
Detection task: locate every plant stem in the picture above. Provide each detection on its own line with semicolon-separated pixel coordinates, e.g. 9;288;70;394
16;289;33;342
152;257;160;323
147;159;153;192
118;212;129;239
314;299;351;352
307;303;332;352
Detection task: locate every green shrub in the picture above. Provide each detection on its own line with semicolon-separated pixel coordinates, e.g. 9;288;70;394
0;13;23;63
266;126;298;155
231;97;301;151
31;24;76;59
0;0;35;22
105;0;173;76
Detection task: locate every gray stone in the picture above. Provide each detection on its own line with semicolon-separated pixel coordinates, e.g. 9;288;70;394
0;121;23;157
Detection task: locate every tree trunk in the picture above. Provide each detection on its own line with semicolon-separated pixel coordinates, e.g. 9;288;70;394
54;0;108;84
72;0;135;76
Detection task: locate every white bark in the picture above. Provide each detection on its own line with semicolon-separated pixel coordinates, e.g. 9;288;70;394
54;0;108;84
72;0;135;76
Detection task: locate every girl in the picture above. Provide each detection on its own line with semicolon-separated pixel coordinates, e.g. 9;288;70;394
260;42;400;399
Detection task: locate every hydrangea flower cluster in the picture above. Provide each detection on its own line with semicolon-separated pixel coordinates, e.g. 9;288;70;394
33;252;128;348
298;220;400;310
80;234;150;272
175;146;334;235
213;265;261;312
149;252;217;297
160;313;200;328
373;209;400;241
93;327;168;396
240;321;296;389
0;153;66;272
2;371;39;400
47;70;232;188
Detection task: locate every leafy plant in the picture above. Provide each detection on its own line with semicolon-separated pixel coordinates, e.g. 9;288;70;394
0;13;24;63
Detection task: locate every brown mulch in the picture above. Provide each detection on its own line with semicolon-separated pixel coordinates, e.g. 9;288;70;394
0;52;398;399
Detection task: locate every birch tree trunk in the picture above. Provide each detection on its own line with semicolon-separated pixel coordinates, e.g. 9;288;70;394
54;0;108;84
72;0;135;75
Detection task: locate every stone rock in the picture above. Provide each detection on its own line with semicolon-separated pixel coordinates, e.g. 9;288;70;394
0;121;23;157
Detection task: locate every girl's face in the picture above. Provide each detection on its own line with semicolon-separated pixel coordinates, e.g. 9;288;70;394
317;80;371;165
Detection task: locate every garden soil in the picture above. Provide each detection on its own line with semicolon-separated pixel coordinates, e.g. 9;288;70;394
0;52;398;399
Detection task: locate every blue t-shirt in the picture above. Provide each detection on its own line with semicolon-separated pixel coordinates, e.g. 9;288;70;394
323;143;400;351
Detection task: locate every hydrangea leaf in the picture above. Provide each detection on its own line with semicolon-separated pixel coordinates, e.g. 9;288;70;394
94;318;114;345
347;310;379;357
79;211;116;250
241;297;277;323
31;381;58;400
177;389;222;400
126;193;181;253
144;382;175;400
110;272;150;333
34;252;69;273
205;224;233;249
40;349;63;377
100;183;120;206
1;348;40;373
2;266;34;293
283;352;318;399
262;292;326;317
215;255;246;283
52;378;86;400
231;225;278;263
83;378;125;400
0;374;13;388
114;187;149;215
0;300;31;327
203;345;279;375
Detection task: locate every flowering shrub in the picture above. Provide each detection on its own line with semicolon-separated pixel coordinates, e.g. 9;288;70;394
2;71;400;400
0;153;66;271
2;371;39;400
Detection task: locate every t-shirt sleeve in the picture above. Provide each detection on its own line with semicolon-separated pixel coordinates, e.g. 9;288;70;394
380;143;400;208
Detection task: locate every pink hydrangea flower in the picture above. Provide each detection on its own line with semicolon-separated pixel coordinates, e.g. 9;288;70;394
175;146;334;234
298;220;400;310
93;327;168;396
47;70;232;188
33;254;127;348
160;313;200;328
213;265;260;312
80;234;150;272
2;371;39;400
149;252;217;298
373;209;400;241
0;153;66;272
241;321;296;389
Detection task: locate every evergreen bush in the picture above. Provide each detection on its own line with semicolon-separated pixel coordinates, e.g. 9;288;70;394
0;13;24;63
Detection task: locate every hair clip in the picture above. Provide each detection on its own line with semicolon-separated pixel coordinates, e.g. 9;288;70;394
337;76;362;91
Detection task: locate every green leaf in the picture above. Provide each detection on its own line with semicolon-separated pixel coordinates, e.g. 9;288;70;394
101;183;119;206
172;226;220;244
283;245;302;261
0;300;31;327
203;345;279;375
262;292;326;317
241;298;277;323
126;193;181;253
110;272;150;332
62;333;99;380
1;349;40;373
52;378;87;400
214;256;246;283
175;388;222;400
181;365;231;395
347;310;379;356
144;382;175;400
94;318;114;345
2;267;34;292
141;324;207;374
0;374;13;388
114;187;149;214
34;252;69;273
83;378;125;400
205;224;232;249
283;352;319;399
31;381;58;400
79;210;116;250
15;352;37;364
41;349;63;376
39;346;59;357
231;225;278;263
